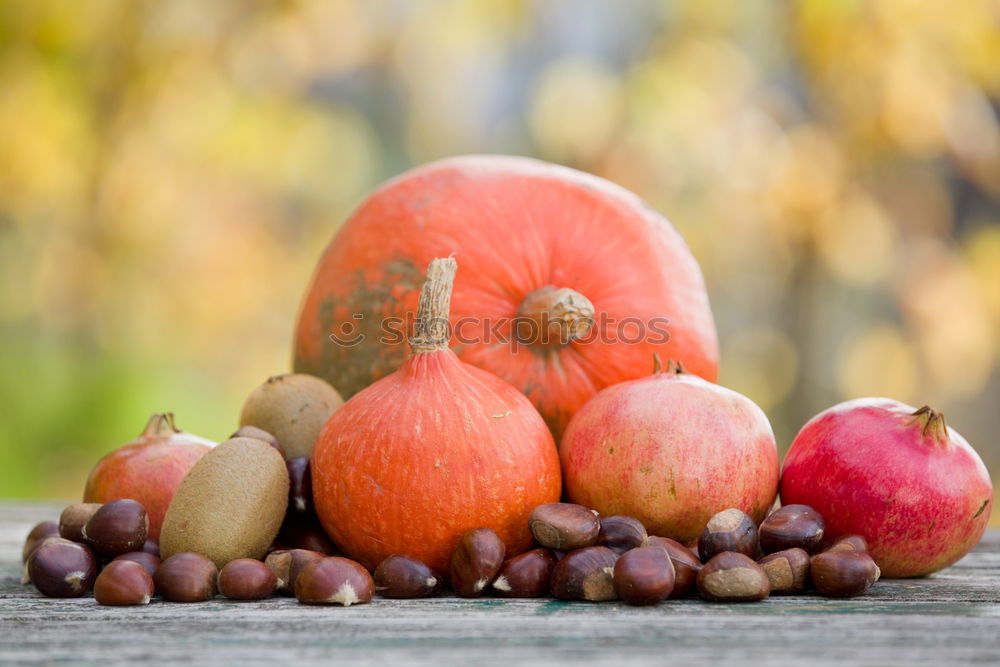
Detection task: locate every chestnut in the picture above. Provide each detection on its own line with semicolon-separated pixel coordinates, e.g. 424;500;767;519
22;520;59;564
94;559;154;606
550;546;619;601
824;535;869;554
82;499;148;556
295;556;374;606
613;546;675;606
218;558;277;600
810;551;880;598
758;504;825;554
491;548;557;598
374;555;443;599
286;457;313;515
644;536;702;598
529;503;600;551
697;552;770;602
112;551;161;578
59;503;102;543
278;516;339;555
27;537;98;598
154;552;218;602
698;509;759;561
231;425;285;458
596;516;647;554
449;527;505;597
758;548;810;594
265;548;326;595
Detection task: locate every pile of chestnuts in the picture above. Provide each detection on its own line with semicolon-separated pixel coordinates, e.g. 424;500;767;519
20;499;879;607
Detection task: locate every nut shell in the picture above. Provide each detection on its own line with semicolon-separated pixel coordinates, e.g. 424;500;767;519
374;555;442;599
491;548;557;598
596;516;647;554
27;538;98;597
613;546;675;605
758;505;825;554
265;548;326;595
697;552;770;602
644;536;702;598
95;559;154;606
22;521;59;564
449;527;505;597
218;558;277;600
295;556;374;606
59;503;102;543
550;546;619;601
698;509;759;561
154;552;218;602
82;499;149;556
824;535;869;554
758;548;810;594
810;550;880;598
286;457;313;515
112;551;161;578
529;503;600;551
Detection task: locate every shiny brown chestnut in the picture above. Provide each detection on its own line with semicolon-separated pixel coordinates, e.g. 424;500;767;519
265;548;326;595
218;558;277;600
94;559;155;606
643;536;702;598
596;516;647;554
824;535;869;554
231;425;285;458
613;546;675;606
22;521;59;564
810;551;880;598
59;503;102;543
112;551;161;578
286;457;313;515
278;516;338;555
27;537;98;598
550;546;619;601
698;509;759;561
295;556;374;606
154;552;218;602
529;503;600;551
758;505;825;554
758;548;810;594
82;499;148;556
450;527;505;597
697;552;770;602
491;548;557;598
374;555;443;599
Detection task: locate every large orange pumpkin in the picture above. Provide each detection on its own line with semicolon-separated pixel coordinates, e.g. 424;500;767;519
294;155;718;436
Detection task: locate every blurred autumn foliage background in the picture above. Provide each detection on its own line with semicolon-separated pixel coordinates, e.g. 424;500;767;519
1;0;999;519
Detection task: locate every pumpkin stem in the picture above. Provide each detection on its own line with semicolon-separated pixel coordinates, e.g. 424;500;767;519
908;405;949;446
410;257;458;354
141;413;180;437
516;286;595;349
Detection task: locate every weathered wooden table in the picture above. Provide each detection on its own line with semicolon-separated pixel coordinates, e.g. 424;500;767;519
2;502;998;665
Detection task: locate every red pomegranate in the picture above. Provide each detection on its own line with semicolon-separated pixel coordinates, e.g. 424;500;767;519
84;413;215;541
294;155;718;436
781;398;993;577
559;359;779;542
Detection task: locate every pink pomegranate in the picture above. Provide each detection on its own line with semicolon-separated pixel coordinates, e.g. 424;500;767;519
781;398;993;577
560;360;779;543
84;413;215;541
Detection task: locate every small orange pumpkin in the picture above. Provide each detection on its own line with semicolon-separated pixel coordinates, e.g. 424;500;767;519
311;258;562;572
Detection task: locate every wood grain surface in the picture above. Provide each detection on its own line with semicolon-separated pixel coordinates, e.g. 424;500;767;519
2;501;998;666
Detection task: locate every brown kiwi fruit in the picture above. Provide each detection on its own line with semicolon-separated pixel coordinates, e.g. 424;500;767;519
159;438;289;568
238;373;343;459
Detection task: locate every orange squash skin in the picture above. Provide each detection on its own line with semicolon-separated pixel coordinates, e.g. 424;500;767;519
294;155;719;437
311;348;562;573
